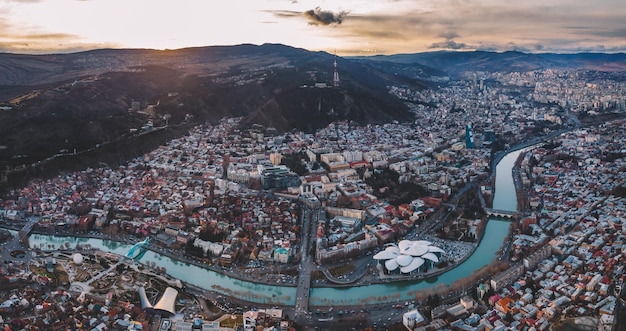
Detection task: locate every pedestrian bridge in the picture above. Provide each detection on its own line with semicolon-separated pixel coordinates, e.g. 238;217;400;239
484;208;518;219
127;237;149;259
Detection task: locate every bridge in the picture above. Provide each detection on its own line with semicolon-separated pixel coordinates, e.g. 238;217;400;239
18;218;40;246
484;208;518;219
126;237;150;259
478;187;519;220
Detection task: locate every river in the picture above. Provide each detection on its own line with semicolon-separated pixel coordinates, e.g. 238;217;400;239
27;148;526;306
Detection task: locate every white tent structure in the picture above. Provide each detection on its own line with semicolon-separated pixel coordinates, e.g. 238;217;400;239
373;240;444;274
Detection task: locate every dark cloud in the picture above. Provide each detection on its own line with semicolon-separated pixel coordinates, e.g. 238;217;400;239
0;29;78;41
303;7;348;26
0;40;118;54
268;10;301;18
333;13;431;41
20;32;78;40
349;29;406;39
590;28;626;38
0;14;118;54
347;13;419;24
438;31;460;40
428;39;469;50
564;25;594;31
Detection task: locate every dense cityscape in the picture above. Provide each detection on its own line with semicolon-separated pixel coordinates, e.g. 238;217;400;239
0;62;625;331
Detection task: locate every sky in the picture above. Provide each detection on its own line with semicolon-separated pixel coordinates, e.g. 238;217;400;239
0;0;625;55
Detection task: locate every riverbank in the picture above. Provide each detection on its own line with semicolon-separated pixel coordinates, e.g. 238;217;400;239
14;212;515;314
513;151;529;213
28;229;302;288
488;128;567;202
0;160;515;311
25;228;481;291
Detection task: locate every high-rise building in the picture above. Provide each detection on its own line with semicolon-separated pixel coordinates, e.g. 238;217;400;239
465;123;475;149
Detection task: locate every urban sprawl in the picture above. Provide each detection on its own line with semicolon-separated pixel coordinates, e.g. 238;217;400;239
0;68;625;330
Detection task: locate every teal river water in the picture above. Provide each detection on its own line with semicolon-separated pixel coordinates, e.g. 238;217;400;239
28;148;524;306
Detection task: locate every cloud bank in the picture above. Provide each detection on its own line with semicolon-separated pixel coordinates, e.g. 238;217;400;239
274;0;626;54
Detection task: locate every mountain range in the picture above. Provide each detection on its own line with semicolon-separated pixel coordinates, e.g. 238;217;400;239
351;51;626;77
0;44;625;188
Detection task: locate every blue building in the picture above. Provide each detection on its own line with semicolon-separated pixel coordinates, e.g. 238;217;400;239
465;123;475;149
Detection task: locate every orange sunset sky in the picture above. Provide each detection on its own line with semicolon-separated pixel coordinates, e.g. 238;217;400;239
1;0;625;55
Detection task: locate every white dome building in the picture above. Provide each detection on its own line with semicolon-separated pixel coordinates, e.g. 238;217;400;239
72;253;84;265
373;240;445;274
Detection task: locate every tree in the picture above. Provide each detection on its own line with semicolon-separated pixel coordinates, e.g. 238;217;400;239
280;152;308;176
198;226;225;242
185;239;205;258
99;258;110;269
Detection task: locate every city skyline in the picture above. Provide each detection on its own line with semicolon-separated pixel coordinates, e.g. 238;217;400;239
0;0;625;56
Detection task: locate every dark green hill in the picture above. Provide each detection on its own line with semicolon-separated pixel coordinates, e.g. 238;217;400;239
0;44;423;186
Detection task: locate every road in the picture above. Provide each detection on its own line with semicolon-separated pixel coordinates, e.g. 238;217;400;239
414;183;475;237
294;206;320;324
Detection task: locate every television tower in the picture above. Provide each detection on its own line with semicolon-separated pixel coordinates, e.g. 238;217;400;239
333;51;340;87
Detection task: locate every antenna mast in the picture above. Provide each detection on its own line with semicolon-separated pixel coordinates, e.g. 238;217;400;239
333;50;340;87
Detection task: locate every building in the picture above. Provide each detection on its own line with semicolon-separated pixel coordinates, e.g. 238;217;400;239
320;153;350;172
465;123;475;149
403;309;425;329
373;240;445;274
138;286;178;317
258;165;301;190
269;153;283;166
490;264;525;291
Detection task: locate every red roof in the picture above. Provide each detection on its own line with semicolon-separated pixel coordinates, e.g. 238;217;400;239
349;160;369;167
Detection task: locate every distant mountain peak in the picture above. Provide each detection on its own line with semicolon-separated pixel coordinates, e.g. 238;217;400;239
351;50;626;76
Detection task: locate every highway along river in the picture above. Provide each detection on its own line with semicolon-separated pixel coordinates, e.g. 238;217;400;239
28;148;526;306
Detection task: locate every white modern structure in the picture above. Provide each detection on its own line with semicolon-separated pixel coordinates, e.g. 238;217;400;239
138;286;178;317
72;253;84;265
373;240;444;274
